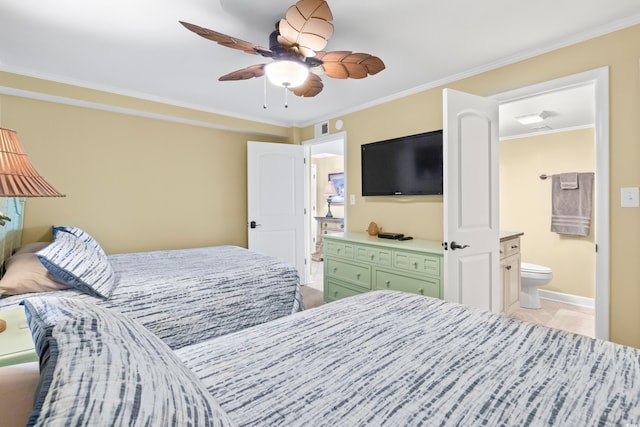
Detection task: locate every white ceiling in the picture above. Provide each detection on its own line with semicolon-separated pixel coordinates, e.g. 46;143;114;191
499;84;596;139
1;0;639;134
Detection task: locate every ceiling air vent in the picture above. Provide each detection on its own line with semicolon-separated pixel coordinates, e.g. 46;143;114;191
314;121;329;138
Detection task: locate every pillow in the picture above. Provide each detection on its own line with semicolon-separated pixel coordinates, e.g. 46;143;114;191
12;242;50;256
35;232;116;299
52;225;106;256
22;296;235;427
0;253;68;295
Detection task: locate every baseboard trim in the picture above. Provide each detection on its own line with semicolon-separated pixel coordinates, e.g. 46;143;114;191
539;289;595;309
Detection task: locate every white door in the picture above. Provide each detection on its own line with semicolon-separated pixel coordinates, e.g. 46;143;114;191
443;88;500;312
310;163;318;251
247;141;306;279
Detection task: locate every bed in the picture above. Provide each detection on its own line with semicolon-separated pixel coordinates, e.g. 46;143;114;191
0;226;302;350
14;290;640;426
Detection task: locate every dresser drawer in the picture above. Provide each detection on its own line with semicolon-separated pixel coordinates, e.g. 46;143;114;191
354;245;392;267
325;241;354;259
320;220;345;233
325;279;364;302
393;250;440;276
375;270;440;298
325;259;371;289
500;238;520;258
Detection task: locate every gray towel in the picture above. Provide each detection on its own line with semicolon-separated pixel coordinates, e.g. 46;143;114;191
559;172;578;189
551;172;594;236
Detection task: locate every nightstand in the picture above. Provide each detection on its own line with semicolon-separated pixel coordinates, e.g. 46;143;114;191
0;308;37;367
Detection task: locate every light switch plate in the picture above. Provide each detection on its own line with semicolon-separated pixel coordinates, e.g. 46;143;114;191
621;187;640;207
349;194;356;205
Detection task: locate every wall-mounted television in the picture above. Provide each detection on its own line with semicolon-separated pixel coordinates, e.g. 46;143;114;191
361;129;443;196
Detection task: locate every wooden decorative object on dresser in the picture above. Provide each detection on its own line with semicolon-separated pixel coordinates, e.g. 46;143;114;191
312;216;344;261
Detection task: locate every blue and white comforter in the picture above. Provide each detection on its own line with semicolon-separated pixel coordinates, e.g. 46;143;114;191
177;290;640;426
1;245;302;349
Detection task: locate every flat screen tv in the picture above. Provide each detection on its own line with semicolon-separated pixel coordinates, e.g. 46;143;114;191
361;129;443;196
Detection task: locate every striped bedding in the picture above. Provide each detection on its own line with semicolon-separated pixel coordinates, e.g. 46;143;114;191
1;245;302;349
177;290;640;426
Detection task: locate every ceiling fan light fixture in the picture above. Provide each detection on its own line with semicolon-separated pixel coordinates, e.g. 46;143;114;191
515;111;550;125
264;60;309;88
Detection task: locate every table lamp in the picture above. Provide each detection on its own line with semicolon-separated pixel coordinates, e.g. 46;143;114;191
0;127;64;331
323;180;338;218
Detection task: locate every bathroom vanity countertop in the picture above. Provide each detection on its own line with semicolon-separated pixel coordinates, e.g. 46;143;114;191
500;231;524;241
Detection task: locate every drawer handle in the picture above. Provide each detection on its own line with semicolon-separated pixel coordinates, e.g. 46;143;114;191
337;248;341;253
370;254;375;260
333;291;338;297
511;245;518;249
506;265;512;270
413;261;418;268
385;280;391;287
418;288;424;295
356;273;361;279
333;267;338;273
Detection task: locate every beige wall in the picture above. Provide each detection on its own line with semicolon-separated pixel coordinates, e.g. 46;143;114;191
313;156;344;219
0;94;288;254
300;25;640;347
2;25;640;346
500;128;595;299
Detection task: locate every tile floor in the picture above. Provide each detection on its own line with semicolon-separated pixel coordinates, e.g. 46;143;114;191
305;261;595;338
307;261;325;292
507;299;595;338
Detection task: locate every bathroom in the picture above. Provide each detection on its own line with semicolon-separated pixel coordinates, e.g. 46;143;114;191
499;122;595;337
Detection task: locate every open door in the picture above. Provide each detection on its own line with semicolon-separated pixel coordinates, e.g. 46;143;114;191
443;89;500;312
247;141;306;280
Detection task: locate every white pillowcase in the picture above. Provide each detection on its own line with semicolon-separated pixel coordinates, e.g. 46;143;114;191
0;252;68;296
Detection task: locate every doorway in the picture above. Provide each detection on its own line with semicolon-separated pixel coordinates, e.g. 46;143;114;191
302;132;346;298
493;67;609;340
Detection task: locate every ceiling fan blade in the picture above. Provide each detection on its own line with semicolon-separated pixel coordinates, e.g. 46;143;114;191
219;64;266;81
289;73;323;97
179;21;272;57
316;51;385;79
278;0;334;57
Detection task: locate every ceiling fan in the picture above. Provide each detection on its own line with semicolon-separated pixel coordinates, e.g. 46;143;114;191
179;0;385;100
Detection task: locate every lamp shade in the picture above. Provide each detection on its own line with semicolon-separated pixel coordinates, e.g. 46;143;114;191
0;128;64;197
323;180;338;196
264;60;309;88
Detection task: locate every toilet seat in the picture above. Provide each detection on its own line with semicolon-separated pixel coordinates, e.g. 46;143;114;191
521;262;552;280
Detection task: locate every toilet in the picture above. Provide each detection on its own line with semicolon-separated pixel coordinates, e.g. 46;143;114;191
520;262;553;309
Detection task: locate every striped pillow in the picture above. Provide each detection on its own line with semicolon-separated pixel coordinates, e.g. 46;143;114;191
36;231;116;298
52;225;106;256
23;296;235;427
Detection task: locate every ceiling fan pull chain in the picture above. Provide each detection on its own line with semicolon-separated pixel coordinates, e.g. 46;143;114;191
284;85;289;109
263;77;267;109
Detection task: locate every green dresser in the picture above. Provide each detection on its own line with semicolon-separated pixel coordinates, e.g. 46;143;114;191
323;232;444;302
